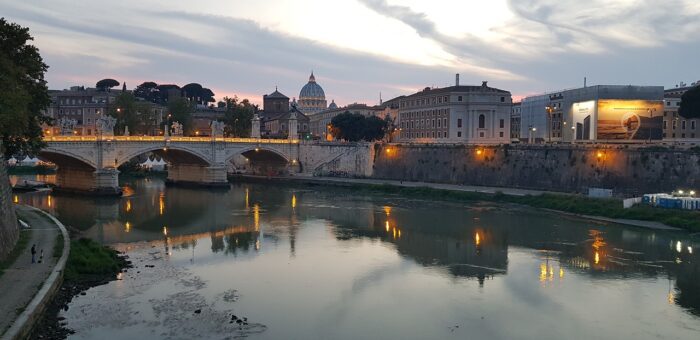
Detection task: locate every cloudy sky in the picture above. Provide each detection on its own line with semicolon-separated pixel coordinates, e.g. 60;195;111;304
2;0;699;105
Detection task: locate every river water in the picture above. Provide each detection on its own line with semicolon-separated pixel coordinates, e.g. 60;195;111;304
11;175;700;339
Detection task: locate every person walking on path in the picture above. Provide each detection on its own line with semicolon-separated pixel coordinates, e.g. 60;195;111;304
31;244;36;264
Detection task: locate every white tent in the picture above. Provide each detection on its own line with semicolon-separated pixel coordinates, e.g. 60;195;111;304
7;157;17;166
140;158;154;169
20;156;39;166
151;157;166;171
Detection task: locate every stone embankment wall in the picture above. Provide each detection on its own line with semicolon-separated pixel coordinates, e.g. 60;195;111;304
372;144;700;196
0;158;18;260
299;142;375;177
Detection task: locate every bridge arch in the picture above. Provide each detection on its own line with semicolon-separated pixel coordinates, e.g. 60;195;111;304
228;146;297;175
115;144;212;168
39;147;98;170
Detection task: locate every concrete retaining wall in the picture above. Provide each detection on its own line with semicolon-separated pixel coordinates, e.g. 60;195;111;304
299;142;376;177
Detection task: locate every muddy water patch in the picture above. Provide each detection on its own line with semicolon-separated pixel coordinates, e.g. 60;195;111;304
62;242;266;339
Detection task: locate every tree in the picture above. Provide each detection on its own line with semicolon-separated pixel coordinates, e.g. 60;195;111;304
108;93;139;135
134;81;159;102
330;112;389;142
222;96;256;137
156;84;181;105
182;83;203;102
0;18;51;158
167;97;193;135
679;86;700;119
201;88;215;106
362;115;389;141
96;78;120;92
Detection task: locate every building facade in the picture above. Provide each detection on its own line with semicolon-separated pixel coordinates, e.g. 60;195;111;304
297;72;327;115
510;102;521;142
519;85;664;143
663;83;700;143
260;88;310;138
396;76;512;144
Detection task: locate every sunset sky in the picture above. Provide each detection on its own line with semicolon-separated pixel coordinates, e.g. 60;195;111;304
2;0;699;105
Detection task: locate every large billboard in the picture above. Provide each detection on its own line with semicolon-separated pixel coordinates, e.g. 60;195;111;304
572;101;596;140
596;100;664;140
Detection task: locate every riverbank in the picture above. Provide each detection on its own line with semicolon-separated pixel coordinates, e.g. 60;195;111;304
0;206;66;340
29;238;131;339
231;175;699;232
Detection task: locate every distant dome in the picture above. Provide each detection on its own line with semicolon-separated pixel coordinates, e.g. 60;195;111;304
299;72;325;99
328;99;338;109
298;71;327;114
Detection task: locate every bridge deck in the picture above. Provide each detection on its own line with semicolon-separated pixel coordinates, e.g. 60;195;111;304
45;136;299;144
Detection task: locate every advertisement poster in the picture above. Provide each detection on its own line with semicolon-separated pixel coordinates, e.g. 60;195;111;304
572;101;595;140
597;100;664;140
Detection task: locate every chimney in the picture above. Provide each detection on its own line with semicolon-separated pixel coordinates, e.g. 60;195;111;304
455;74;460;86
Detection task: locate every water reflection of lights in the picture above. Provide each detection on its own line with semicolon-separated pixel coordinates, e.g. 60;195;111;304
594;251;600;264
245;188;249;210
13;195;18;204
676;241;682;253
253;204;260;230
383;206;392;216
559;268;564;279
162;226;168;236
689;246;693;254
385;221;390;232
47;195;52;208
291;194;297;209
125;222;131;232
125;199;132;212
475;232;481;246
159;193;165;215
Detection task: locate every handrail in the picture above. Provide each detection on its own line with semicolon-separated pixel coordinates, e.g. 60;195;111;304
43;136;300;144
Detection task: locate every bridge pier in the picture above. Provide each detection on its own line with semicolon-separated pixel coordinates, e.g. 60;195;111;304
55;167;122;196
166;164;230;188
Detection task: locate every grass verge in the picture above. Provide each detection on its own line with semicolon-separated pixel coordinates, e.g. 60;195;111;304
64;238;127;282
296;180;700;232
0;228;32;277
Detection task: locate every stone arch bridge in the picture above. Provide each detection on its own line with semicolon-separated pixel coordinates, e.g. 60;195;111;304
40;136;374;195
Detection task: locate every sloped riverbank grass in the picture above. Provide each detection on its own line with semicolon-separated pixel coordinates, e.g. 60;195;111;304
308;182;700;232
64;238;128;282
0;227;31;277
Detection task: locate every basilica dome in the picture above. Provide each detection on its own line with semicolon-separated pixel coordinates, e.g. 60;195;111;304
298;72;327;115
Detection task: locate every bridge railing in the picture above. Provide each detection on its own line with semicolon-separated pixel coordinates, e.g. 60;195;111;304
44;136;300;144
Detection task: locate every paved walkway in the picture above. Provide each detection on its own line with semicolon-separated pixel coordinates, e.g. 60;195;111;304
0;206;60;335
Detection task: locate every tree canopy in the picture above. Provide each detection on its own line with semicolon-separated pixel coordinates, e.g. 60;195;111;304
0;18;51;158
679;86;700;119
330;112;388;142
96;78;120;91
167;97;194;135
221;96;257;137
108;93;158;135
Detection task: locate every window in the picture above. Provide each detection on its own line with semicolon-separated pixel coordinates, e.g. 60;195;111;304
478;115;485;129
499;119;504;129
432;119;435;127
432;131;435;138
457;118;462;128
437;119;441;128
500;97;505;102
682;121;687;129
692;121;696;130
673;120;677;130
443;118;447;127
457;131;462;137
499;131;504;138
458;96;463;102
480;132;484;137
664;120;668;129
